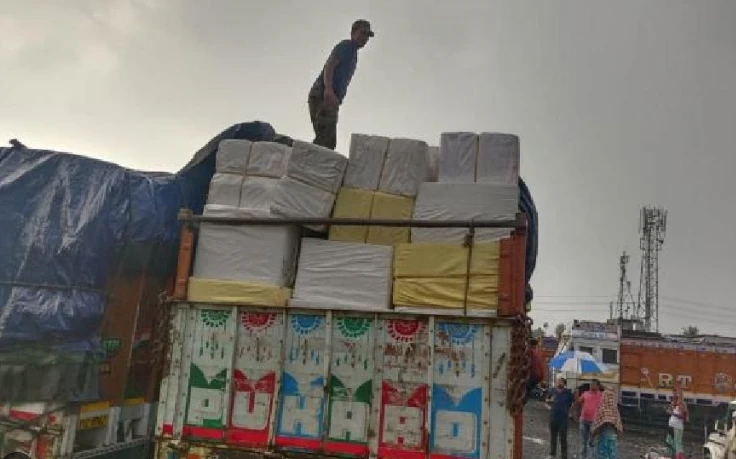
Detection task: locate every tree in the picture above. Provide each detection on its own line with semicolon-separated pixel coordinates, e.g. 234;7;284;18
555;323;566;338
682;325;700;337
532;327;546;339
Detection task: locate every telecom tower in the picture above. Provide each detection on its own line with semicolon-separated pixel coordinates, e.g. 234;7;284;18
636;206;667;332
609;251;638;328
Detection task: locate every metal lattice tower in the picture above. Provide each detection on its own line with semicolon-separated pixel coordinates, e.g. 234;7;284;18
610;251;638;327
636;206;667;332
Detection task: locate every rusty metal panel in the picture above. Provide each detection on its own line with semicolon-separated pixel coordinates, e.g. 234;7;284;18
181;306;238;441
156;304;188;437
489;325;512;459
376;317;431;459
325;314;377;457
226;310;284;447
430;321;491;459
273;312;329;450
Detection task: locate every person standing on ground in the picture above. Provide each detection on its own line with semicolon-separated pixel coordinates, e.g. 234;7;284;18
576;379;603;459
308;19;374;150
546;377;574;459
591;388;623;459
667;386;688;459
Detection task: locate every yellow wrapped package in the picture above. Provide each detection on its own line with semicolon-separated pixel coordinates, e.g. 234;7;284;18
393;276;499;310
328;187;374;242
393;242;500;277
188;277;291;307
392;242;501;310
366;192;414;245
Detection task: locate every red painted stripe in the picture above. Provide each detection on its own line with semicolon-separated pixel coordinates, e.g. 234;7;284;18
274;436;322;450
183;425;224;440
378;447;425;459
8;410;38;421
324;441;369;457
225;429;269;446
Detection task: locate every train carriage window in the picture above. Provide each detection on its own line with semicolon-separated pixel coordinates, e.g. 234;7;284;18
602;349;618;364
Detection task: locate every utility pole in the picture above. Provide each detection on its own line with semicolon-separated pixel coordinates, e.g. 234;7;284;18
637;206;667;332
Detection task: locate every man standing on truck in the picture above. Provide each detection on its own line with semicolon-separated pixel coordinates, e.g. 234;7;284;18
576;379;603;459
546;377;574;459
308;20;374;150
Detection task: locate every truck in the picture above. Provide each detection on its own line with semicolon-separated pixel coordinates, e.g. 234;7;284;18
553;320;736;429
0;122;539;459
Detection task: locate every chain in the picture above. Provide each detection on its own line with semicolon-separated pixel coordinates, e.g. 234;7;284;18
508;314;533;416
151;291;173;380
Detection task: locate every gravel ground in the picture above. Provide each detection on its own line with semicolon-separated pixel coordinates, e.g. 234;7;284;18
523;401;705;458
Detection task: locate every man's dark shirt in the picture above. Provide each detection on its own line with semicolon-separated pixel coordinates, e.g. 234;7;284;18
312;39;358;103
549;387;574;421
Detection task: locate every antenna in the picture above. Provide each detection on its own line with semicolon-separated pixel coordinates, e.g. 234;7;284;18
636;206;667;332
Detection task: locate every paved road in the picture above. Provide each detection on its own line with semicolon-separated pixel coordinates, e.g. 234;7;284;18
523;401;705;458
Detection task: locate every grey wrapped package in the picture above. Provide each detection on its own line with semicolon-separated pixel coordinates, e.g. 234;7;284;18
439;132;478;183
216;139;252;174
247;141;290;178
411;182;518;243
240;176;279;210
290;238;393;311
477;133;520;185
270;176;337;231
378;138;429;197
287;140;348;194
207;173;244;207
193;205;299;286
344;133;390;190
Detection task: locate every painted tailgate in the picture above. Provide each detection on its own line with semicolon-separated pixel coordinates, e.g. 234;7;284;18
156;304;513;459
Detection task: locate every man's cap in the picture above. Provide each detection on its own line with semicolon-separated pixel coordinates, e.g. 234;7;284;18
352;19;375;37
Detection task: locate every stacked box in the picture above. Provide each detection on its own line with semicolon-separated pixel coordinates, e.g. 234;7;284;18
290;238;393;311
271;140;347;231
240;141;290;210
188;205;298;306
207;139;251;206
392;241;500;315
439;132;520;185
329;134;427;245
411;182;518;243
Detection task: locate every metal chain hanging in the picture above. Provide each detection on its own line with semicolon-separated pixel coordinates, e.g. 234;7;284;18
508;314;533;416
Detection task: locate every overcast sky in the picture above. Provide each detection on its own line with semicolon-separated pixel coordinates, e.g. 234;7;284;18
2;0;735;335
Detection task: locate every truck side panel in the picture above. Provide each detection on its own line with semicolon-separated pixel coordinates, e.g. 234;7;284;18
156;304;513;459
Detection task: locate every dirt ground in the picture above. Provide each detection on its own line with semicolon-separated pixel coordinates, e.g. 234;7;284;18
523;401;705;458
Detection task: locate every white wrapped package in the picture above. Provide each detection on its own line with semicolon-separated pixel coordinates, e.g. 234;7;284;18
411;183;519;243
207;173;243;207
247;142;290;178
286;140;348;194
477;133;520;185
270;176;336;231
439;132;478;183
193;205;299;286
291;238;393;310
426;146;440;182
240;176;278;210
378;138;429;197
216;139;252;174
344;134;390;190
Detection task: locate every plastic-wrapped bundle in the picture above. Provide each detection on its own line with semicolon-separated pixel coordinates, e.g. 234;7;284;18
290;238;393;311
207;173;243;207
192;205;299;287
240;176;279;210
439;132;478;183
286;140;347;194
216;139;252;174
477;133;520;185
378;138;429;197
344;134;390;190
270;176;337;231
411;183;518;243
246;141;290;178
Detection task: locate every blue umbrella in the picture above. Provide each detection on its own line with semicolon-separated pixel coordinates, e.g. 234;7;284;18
549;350;607;374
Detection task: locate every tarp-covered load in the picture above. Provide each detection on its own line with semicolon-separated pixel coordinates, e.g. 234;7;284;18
0;121;276;401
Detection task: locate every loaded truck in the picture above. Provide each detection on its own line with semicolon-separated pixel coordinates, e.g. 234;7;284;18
0;122;538;459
